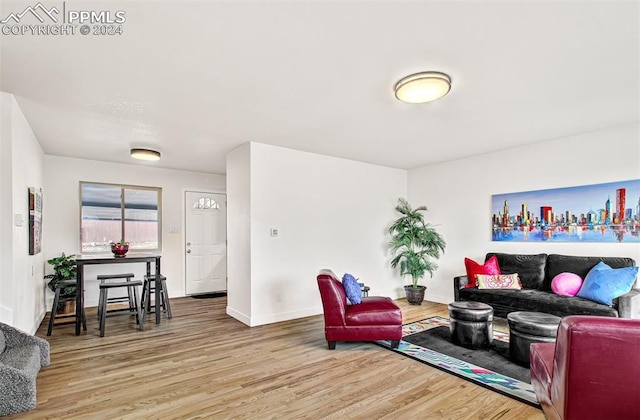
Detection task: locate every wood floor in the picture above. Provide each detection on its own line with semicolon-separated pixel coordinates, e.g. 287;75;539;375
14;297;544;419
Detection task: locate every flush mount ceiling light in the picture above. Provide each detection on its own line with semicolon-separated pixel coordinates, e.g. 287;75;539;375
130;148;161;161
394;71;451;104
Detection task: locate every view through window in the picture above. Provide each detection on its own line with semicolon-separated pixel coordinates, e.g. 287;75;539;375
80;182;162;253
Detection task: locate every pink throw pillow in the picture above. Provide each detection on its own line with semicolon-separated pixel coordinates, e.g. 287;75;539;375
551;272;583;296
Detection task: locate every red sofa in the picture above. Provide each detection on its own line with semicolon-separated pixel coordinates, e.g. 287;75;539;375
530;316;640;420
316;269;402;349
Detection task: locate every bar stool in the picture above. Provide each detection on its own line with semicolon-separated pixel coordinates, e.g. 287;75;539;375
47;279;86;336
141;274;172;319
98;279;143;337
96;273;138;320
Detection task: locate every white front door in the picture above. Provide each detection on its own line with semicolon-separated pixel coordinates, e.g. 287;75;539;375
185;191;227;295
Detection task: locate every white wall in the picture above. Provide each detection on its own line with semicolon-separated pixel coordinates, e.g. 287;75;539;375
44;156;226;308
0;93;46;333
227;142;407;326
0;93;13;324
226;143;252;324
408;123;640;304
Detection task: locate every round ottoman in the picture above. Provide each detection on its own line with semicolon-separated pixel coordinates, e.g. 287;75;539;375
507;311;561;366
448;301;494;349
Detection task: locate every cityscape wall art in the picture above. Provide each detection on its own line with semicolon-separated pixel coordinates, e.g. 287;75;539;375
491;179;640;243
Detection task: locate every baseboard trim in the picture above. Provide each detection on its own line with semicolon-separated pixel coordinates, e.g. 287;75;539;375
248;306;323;327
424;293;450;305
0;304;12;325
31;309;46;335
226;305;324;327
226;306;251;326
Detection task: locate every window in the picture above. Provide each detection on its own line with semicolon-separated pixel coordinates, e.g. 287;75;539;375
80;182;162;253
192;196;220;210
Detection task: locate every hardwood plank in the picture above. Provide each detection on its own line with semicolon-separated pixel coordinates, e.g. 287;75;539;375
7;297;544;419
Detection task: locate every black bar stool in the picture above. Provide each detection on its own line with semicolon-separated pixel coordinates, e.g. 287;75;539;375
47;279;86;336
141;274;172;319
98;279;143;337
96;273;138;320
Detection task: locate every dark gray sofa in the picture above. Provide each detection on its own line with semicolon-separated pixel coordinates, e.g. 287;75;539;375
454;253;639;319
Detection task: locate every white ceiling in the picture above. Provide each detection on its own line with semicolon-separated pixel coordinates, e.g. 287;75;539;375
1;1;638;175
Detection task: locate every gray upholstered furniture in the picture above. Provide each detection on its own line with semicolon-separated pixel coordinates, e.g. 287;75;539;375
454;253;639;319
448;301;494;349
0;322;50;416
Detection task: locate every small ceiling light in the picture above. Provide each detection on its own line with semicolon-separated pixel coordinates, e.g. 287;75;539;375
394;71;451;104
130;148;161;161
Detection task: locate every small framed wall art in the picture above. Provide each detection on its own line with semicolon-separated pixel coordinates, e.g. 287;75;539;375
28;187;42;255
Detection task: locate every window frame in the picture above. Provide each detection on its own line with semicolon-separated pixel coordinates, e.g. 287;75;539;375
79;181;163;253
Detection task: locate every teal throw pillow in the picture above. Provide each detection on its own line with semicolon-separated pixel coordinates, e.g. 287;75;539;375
576;261;639;306
342;273;362;304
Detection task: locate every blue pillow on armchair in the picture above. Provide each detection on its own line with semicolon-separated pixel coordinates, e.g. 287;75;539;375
576;261;639;306
342;273;362;304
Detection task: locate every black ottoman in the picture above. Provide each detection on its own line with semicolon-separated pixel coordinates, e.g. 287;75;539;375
507;311;561;366
448;301;494;349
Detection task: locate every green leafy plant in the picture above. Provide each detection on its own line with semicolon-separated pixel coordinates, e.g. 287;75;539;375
388;198;446;288
44;253;77;297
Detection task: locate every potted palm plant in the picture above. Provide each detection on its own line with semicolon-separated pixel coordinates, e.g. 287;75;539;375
388;198;446;305
44;253;77;313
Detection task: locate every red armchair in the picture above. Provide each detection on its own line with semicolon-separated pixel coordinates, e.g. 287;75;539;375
316;269;402;350
530;316;640;420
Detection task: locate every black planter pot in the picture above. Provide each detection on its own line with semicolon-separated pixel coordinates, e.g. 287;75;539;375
404;285;426;305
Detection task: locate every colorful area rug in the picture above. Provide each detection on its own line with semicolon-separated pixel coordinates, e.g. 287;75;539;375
377;317;539;407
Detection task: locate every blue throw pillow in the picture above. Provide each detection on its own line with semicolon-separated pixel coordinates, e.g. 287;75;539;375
342;273;362;304
576;261;639;306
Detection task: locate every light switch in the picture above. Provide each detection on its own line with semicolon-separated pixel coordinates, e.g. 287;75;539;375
14;214;24;227
270;228;278;237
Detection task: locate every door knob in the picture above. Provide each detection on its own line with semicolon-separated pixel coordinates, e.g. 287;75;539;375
187;249;191;253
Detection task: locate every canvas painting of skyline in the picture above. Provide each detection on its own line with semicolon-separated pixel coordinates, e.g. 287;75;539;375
491;179;640;242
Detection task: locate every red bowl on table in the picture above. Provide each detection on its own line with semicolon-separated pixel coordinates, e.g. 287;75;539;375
111;243;129;257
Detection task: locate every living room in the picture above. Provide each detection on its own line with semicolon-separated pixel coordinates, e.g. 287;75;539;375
1;0;639;417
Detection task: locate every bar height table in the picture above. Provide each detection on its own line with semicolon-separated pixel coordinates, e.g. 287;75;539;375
75;253;162;335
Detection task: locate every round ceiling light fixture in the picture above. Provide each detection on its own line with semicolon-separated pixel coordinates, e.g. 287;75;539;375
130;148;161;161
394;71;451;104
